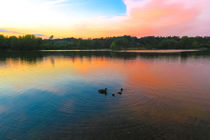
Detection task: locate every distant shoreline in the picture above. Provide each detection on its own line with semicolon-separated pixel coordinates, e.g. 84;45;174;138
1;35;210;51
40;49;201;53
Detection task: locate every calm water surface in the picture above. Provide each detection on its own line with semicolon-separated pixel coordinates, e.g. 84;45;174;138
0;51;210;140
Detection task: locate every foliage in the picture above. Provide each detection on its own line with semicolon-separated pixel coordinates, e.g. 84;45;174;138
0;34;210;51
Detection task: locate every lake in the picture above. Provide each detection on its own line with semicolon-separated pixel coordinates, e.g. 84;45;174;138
0;50;210;140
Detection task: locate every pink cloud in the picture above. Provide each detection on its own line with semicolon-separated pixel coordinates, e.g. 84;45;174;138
116;0;210;36
76;0;210;38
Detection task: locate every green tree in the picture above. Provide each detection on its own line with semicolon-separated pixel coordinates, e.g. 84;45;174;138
158;39;178;49
110;38;129;50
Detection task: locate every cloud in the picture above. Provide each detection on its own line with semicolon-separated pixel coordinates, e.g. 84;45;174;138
0;29;9;33
42;0;69;7
117;0;210;36
122;0;202;36
0;29;47;38
0;29;20;34
45;0;67;5
69;0;210;38
33;34;49;39
33;34;46;37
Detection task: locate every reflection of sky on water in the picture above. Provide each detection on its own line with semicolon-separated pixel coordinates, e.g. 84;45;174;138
0;51;210;139
0;57;126;96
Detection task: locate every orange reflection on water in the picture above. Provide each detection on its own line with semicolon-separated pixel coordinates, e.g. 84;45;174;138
118;59;210;123
1;55;210;124
0;57;126;94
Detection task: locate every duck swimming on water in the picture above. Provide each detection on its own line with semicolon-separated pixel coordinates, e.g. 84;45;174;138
117;88;123;95
98;88;107;94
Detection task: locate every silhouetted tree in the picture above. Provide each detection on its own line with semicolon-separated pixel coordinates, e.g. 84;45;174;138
0;34;210;50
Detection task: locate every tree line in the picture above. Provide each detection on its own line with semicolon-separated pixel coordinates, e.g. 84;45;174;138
1;34;210;50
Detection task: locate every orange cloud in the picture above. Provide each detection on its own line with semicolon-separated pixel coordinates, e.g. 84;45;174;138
84;0;209;38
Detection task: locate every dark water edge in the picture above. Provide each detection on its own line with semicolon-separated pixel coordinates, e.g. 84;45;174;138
0;49;209;63
0;50;210;140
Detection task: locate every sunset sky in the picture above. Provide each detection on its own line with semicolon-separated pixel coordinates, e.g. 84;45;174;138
0;0;210;38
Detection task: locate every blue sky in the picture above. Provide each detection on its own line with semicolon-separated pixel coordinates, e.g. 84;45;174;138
55;0;127;17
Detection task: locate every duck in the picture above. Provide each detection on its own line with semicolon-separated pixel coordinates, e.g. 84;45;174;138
117;88;123;95
98;88;107;94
